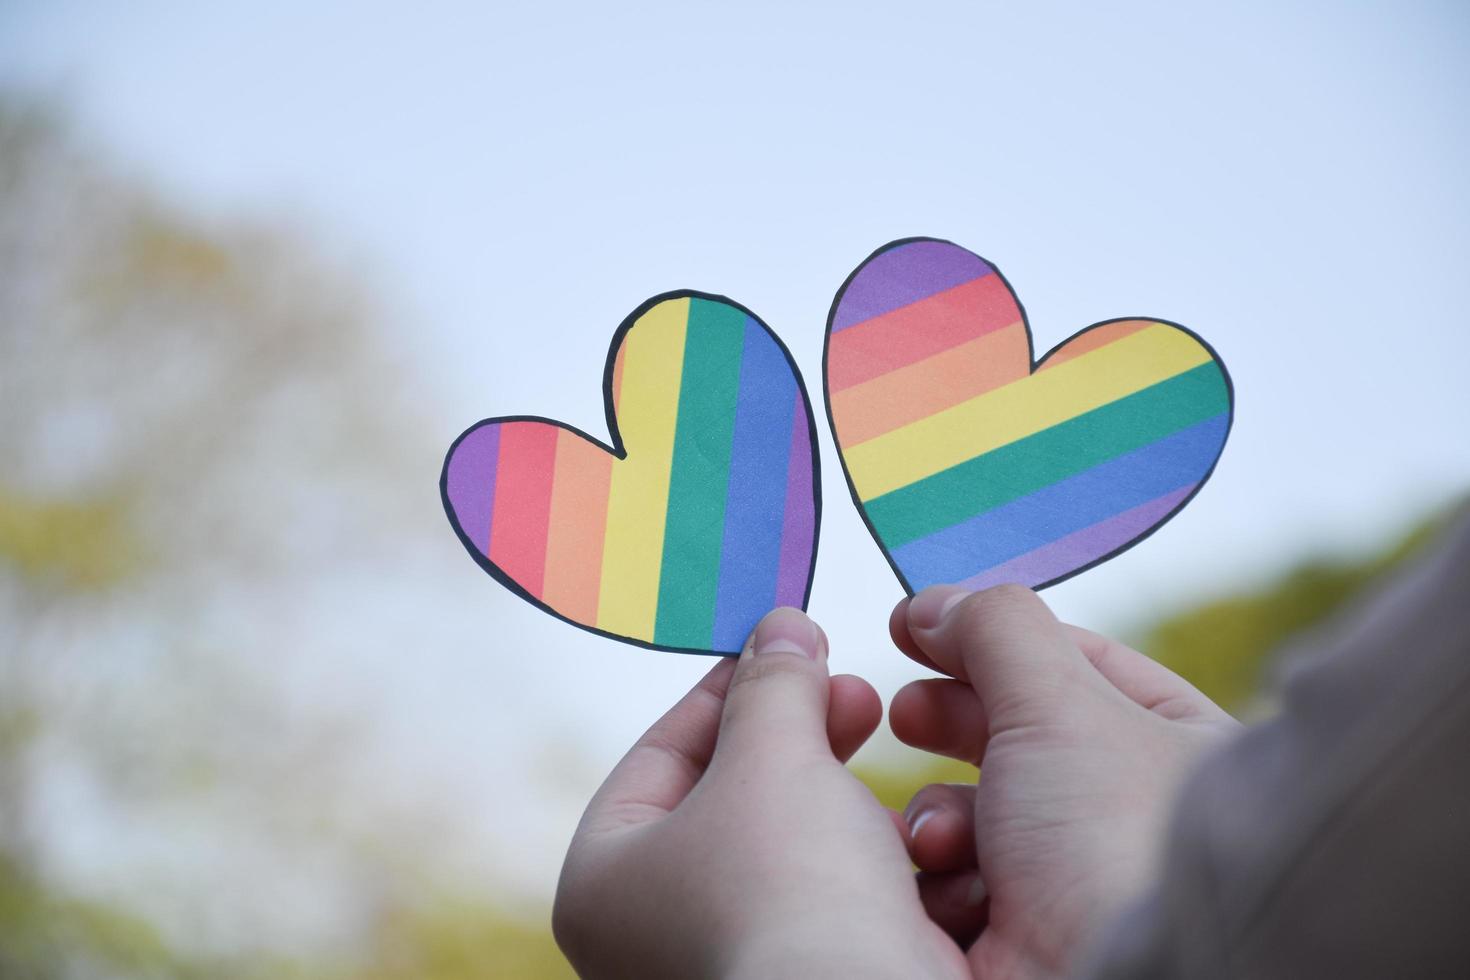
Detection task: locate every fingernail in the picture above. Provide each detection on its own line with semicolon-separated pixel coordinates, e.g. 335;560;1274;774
965;875;989;907
752;607;822;660
906;807;937;838
908;585;970;630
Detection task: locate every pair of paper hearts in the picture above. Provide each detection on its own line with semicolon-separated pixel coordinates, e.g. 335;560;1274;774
442;239;1233;655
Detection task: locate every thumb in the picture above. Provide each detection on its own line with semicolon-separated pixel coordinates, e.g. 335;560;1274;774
712;606;832;766
904;583;1106;731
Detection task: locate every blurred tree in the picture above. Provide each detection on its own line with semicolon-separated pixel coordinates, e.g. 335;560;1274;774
0;98;563;977
356;895;572;980
1138;506;1459;715
0;852;183;978
856;754;975;814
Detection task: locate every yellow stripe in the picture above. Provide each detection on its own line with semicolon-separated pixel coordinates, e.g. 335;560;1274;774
596;298;690;640
846;323;1213;499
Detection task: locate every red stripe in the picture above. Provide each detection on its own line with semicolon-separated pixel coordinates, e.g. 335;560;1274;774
828;274;1021;392
489;422;558;599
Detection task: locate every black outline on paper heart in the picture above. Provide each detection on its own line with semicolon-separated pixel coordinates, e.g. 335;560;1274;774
442;289;823;656
822;237;1235;596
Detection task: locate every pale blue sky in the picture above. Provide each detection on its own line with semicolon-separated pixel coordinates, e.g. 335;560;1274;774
4;0;1468;909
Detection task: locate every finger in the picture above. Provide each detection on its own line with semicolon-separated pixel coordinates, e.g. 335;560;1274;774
916;869;988;948
713;607;832;767
889;595;943;673
904;783;978;872
582;657;737;834
1064;625;1235;723
890;678;989;765
828;673;883;763
906;584;1107;731
887;807;911;846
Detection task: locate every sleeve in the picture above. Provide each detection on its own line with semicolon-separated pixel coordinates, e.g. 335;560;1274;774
1080;514;1470;980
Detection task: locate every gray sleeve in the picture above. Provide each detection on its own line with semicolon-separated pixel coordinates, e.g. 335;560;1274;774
1081;515;1470;980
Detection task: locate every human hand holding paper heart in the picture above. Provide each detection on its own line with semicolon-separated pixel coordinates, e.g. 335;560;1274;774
554;606;971;980
887;584;1240;973
446;241;1240;978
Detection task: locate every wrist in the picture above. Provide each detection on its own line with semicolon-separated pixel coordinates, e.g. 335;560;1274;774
724;921;966;980
725;945;911;980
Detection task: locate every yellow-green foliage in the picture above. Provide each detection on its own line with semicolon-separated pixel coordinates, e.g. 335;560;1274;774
856;753;977;814
0;488;139;590
354;897;573;980
0;853;189;979
1141;509;1454;713
1;854;571;980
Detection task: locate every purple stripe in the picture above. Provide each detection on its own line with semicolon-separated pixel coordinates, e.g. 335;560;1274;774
774;393;815;607
445;423;500;557
958;485;1196;591
832;240;995;331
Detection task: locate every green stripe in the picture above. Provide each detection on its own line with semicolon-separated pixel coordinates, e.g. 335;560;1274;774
868;363;1230;548
654;299;747;648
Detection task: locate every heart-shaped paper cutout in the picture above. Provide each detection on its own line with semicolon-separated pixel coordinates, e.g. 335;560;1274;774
443;291;820;655
825;238;1232;593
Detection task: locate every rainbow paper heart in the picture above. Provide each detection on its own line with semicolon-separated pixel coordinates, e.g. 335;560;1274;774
442;291;820;655
825;238;1232;593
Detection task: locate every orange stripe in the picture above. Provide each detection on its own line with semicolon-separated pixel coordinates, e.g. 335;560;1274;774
832;322;1031;446
611;345;627;413
828;274;1020;392
1038;320;1152;371
541;430;614;624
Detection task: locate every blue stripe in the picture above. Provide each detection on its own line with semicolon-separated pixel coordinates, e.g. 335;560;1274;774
711;318;797;651
894;413;1229;590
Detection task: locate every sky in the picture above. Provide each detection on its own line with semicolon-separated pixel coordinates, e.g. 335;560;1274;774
3;0;1469;918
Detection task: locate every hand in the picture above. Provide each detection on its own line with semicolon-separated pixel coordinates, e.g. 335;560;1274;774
554;607;971;980
888;585;1240;979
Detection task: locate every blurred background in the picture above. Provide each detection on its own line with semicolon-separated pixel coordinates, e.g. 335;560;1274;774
1;1;1467;976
